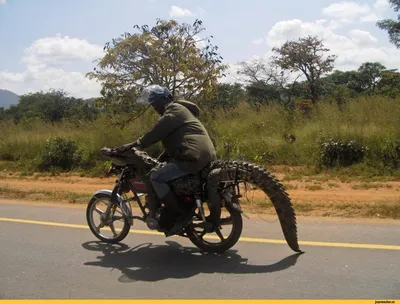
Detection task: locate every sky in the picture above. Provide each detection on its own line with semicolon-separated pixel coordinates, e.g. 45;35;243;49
0;0;398;99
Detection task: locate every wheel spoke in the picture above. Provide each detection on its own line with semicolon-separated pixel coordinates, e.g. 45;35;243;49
95;207;105;216
199;230;207;239
109;222;118;237
95;223;104;232
114;208;123;215
215;228;225;241
219;217;233;226
111;215;124;222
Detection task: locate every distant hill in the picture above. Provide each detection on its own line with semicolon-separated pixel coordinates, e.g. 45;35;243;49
0;89;19;109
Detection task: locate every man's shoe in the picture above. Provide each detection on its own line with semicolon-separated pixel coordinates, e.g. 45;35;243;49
145;216;159;230
203;215;220;233
203;221;217;233
161;190;195;237
165;212;193;237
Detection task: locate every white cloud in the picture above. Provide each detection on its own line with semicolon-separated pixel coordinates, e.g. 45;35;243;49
360;13;380;22
22;33;103;67
374;0;391;12
0;0;6;4
360;0;391;22
169;5;193;18
322;0;391;24
0;72;24;82
219;64;242;84
348;29;378;46
0;34;103;98
322;2;371;23
1;68;101;99
267;19;335;48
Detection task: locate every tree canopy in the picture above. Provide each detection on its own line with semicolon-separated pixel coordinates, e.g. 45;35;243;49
271;36;337;104
1;90;98;123
87;18;227;103
377;0;400;48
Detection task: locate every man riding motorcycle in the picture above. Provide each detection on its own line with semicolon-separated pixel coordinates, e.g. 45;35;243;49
115;84;219;236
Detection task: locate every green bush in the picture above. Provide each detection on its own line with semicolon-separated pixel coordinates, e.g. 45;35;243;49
38;137;80;171
320;138;367;168
372;139;400;170
74;148;97;170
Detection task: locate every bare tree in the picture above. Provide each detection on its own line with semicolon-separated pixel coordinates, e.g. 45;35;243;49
272;35;337;104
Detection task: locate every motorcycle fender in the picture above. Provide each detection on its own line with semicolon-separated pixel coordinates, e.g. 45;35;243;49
92;189;124;203
221;191;250;219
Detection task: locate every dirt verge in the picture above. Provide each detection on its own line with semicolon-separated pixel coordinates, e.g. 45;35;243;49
0;171;399;220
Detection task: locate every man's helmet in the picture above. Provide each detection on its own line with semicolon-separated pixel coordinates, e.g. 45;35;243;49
138;84;173;107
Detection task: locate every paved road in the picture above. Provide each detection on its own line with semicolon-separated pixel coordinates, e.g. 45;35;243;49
0;202;399;299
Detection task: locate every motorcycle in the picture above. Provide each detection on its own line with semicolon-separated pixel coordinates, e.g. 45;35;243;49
86;147;302;254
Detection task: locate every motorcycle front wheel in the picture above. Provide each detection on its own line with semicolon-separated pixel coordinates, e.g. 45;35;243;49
186;202;243;254
86;192;131;244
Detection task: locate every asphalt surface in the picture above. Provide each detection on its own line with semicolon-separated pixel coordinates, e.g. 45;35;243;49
0;202;399;299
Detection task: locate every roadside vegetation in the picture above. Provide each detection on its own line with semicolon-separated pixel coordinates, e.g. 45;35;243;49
1;95;399;179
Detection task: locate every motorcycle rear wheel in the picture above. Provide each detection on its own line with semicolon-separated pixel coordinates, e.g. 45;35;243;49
186;203;243;254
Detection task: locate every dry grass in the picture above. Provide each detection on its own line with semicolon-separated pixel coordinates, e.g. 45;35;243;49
0;186;91;204
240;198;400;219
328;183;340;188
351;183;394;190
305;185;324;191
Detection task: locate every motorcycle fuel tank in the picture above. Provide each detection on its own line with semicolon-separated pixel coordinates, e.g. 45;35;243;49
130;178;148;193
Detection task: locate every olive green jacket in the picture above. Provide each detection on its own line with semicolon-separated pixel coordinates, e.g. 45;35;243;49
136;100;217;174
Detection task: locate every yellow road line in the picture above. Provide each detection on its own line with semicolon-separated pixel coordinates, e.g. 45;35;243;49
1;217;399;251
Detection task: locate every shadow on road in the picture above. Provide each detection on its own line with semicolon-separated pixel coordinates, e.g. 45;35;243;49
82;240;303;283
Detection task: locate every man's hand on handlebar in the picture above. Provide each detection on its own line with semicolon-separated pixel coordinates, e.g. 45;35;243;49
115;140;139;153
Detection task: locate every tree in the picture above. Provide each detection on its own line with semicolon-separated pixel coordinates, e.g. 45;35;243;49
0;107;6;120
271;35;337;104
4;89;99;124
320;70;362;106
16;90;68;123
377;0;400;48
87;19;227;103
237;58;302;108
357;62;387;94
324;70;364;94
377;70;400;97
212;83;246;110
323;62;391;96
